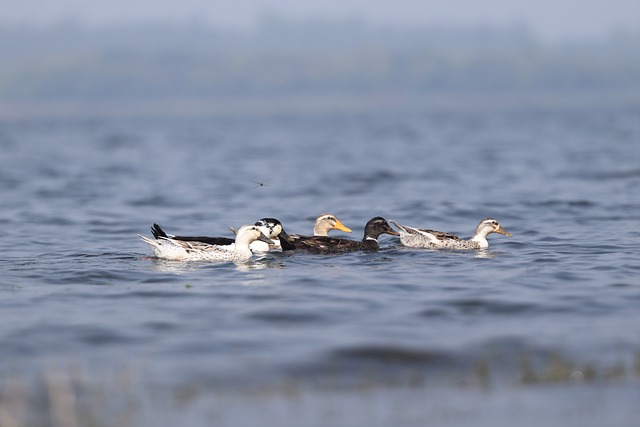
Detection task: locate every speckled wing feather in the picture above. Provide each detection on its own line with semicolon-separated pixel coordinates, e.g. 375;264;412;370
391;220;464;248
294;236;377;253
417;228;463;242
286;233;307;243
172;240;250;261
140;234;253;261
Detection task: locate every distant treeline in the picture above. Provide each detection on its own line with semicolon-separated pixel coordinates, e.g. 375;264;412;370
1;19;639;107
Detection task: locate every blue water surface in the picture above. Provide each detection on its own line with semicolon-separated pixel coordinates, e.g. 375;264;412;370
0;105;639;426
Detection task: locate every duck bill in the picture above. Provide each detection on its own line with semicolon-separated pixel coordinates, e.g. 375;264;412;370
386;229;400;236
496;226;512;237
257;232;275;245
333;220;352;233
276;229;297;251
278;228;293;243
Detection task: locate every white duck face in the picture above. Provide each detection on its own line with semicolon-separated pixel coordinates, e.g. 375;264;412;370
254;218;283;239
313;214;352;236
234;225;273;249
473;218;511;238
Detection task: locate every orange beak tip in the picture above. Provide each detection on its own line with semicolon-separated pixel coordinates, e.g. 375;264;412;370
333;219;352;233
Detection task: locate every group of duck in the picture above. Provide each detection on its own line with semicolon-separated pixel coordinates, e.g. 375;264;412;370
139;214;512;262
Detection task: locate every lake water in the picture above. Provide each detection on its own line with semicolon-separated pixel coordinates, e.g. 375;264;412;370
1;104;639;426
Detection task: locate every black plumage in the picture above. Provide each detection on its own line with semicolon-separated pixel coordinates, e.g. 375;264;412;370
284;217;399;253
151;223;235;246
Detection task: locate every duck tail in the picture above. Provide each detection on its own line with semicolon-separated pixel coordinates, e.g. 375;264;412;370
151;223;169;239
390;220;410;234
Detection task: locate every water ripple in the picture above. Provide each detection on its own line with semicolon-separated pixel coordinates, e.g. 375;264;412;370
2;107;639;415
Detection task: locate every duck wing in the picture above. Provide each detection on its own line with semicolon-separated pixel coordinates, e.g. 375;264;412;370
151;223;235;246
298;236;357;252
293;236;378;253
173;236;235;246
418;229;464;242
390;221;462;243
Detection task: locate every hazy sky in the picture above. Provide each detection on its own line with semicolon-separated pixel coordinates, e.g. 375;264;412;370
2;0;639;40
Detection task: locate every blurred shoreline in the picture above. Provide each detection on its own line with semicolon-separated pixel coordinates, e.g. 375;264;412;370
2;91;639;120
1;20;638;119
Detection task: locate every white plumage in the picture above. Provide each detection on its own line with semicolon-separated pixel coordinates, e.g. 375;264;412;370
139;224;272;262
391;218;511;250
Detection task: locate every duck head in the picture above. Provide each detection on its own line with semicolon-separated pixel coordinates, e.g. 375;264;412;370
254;217;297;250
474;218;512;238
235;224;274;247
363;217;400;241
255;218;285;239
313;214;352;236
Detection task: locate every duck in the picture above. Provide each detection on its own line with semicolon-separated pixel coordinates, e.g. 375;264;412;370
287;213;352;242
391;218;511;250
286;213;352;245
139;224;273;261
290;217;399;253
151;218;292;252
250;218;294;251
310;213;352;236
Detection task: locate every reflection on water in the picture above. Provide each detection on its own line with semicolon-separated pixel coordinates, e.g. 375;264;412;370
474;250;502;259
146;255;287;274
233;256;287;274
147;258;210;274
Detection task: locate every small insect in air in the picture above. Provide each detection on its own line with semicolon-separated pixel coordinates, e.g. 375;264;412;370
252;179;270;188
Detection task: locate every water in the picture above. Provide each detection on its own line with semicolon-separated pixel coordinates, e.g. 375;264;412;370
1;105;639;426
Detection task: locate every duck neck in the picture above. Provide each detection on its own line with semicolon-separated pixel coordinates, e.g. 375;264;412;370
234;238;255;254
313;224;329;236
363;235;378;243
470;233;489;249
